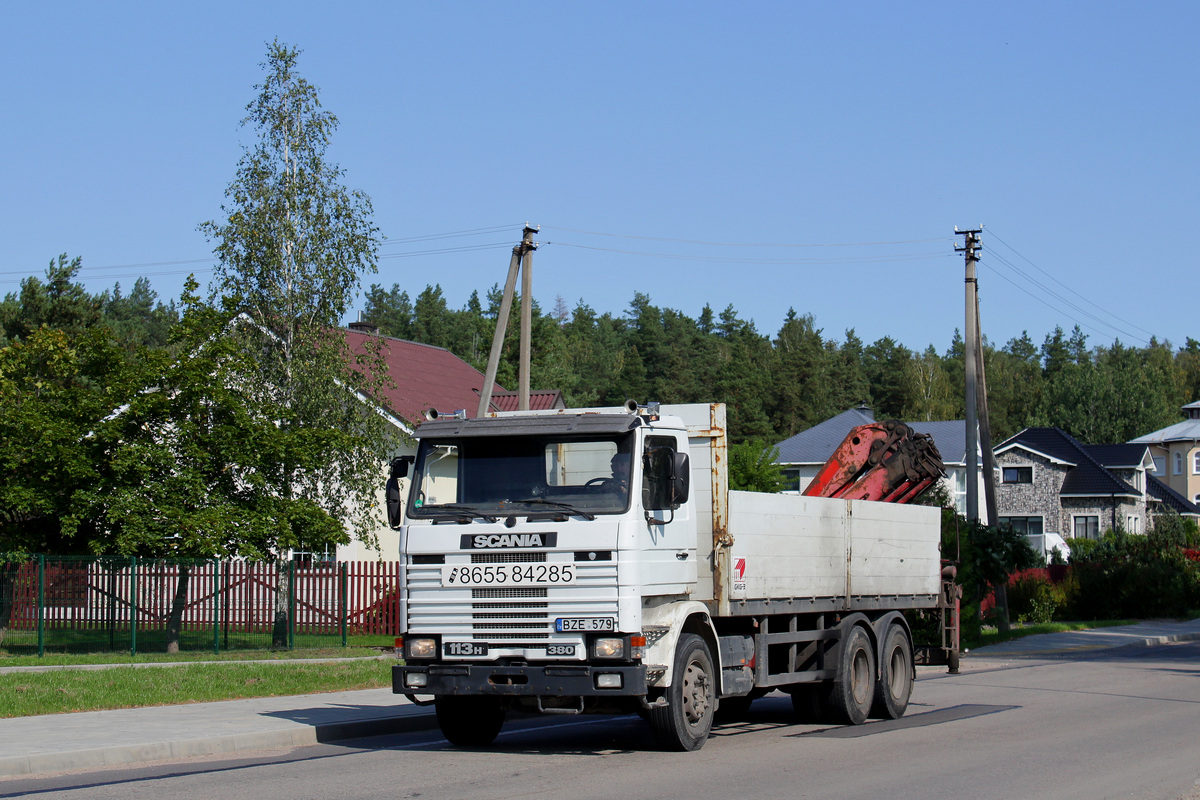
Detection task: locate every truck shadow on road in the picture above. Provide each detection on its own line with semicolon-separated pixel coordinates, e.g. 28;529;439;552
707;696;1020;740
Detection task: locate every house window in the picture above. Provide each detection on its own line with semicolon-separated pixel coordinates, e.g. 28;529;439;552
951;468;967;516
1074;515;1099;540
1126;515;1141;534
1175;452;1184;475
782;468;801;493
1194;451;1200;475
1002;466;1032;484
998;516;1043;536
291;544;336;565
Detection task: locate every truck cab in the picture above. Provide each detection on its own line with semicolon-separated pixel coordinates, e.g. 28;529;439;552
393;403;711;746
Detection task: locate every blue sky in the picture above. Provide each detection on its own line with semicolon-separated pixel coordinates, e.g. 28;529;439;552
2;2;1195;353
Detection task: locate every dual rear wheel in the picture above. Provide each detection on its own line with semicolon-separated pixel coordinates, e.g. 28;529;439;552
789;622;913;725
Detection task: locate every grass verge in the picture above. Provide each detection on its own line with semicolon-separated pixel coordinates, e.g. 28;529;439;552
0;646;389;669
966;619;1140;650
0;659;394;717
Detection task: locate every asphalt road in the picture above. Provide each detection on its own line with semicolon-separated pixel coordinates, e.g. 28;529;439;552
6;641;1200;800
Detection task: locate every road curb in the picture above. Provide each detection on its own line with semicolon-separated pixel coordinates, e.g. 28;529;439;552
968;629;1200;659
0;710;439;778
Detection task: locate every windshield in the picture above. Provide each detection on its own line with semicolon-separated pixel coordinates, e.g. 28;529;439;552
407;434;635;518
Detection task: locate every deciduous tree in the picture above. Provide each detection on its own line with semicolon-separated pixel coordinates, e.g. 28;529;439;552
201;40;395;646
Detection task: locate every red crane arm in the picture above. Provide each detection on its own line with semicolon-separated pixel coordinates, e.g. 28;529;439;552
802;420;945;504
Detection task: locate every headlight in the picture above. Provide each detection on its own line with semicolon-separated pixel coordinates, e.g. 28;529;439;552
406;637;438;659
593;637;626;659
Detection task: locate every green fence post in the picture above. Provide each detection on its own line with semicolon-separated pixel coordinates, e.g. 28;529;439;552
212;558;220;656
107;560;117;652
130;556;138;657
288;559;296;650
339;562;348;648
36;554;45;658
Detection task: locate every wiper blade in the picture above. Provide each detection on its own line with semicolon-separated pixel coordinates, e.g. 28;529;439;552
510;498;596;521
421;504;499;523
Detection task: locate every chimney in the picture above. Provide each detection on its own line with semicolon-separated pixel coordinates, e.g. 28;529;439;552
348;310;379;336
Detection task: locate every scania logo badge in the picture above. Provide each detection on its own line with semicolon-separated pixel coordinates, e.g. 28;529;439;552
461;533;558;549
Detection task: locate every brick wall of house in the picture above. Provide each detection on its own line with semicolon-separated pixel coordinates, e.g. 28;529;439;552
995;449;1070;535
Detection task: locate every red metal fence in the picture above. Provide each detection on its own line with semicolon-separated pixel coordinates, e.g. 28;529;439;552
0;556;401;656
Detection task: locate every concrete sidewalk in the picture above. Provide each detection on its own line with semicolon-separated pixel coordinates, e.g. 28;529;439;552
965;617;1200;658
0;687;438;778
3;618;1199;779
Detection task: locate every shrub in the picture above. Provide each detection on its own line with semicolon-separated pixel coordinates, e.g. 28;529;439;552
960;602;983;642
1065;529;1200;619
1148;512;1200;549
1008;573;1057;623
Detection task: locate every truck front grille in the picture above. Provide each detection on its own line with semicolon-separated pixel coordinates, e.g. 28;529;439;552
406;553;618;652
472;552;546;564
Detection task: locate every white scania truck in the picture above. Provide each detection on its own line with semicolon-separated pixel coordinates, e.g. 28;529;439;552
389;402;949;751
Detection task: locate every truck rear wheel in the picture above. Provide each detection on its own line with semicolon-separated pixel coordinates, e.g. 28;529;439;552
648;633;716;751
871;624;913;719
435;696;506;747
827;625;875;725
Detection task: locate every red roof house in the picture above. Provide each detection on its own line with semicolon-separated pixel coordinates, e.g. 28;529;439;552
343;330;562;428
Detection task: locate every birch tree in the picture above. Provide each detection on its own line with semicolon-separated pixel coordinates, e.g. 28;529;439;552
201;40;395;646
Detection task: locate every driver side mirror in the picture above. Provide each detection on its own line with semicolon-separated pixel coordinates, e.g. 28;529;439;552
386;456;415;528
670;452;690;506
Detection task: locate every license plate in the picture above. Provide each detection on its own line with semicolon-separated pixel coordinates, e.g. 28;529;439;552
555;617;615;632
441;563;576;587
444;641;489;657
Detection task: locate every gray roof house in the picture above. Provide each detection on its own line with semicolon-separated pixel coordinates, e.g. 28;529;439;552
994;427;1200;549
774;406;985;522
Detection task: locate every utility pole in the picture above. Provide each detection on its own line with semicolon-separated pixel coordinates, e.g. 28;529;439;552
477;224;538;417
519;226;534;411
955;227;982;522
975;292;998;526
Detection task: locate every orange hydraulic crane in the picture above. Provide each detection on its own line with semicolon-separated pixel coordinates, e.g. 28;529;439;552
802;420;946;504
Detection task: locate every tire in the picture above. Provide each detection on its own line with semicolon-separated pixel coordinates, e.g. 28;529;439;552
648;633;717;751
435;696;506;747
871;624;914;719
827;625;875;726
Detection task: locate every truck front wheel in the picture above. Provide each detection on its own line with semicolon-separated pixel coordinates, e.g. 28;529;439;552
435;696;506;747
648;633;716;751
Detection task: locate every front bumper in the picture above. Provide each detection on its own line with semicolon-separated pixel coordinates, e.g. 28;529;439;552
393;663;647;697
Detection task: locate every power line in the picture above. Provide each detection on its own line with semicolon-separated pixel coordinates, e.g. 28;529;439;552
541;225;952;249
380;224;523;247
378;242;513;259
545;241;954;266
0;266;215;288
977;254;1145;344
985;227;1157;339
0;257;216;278
982;249;1151;345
